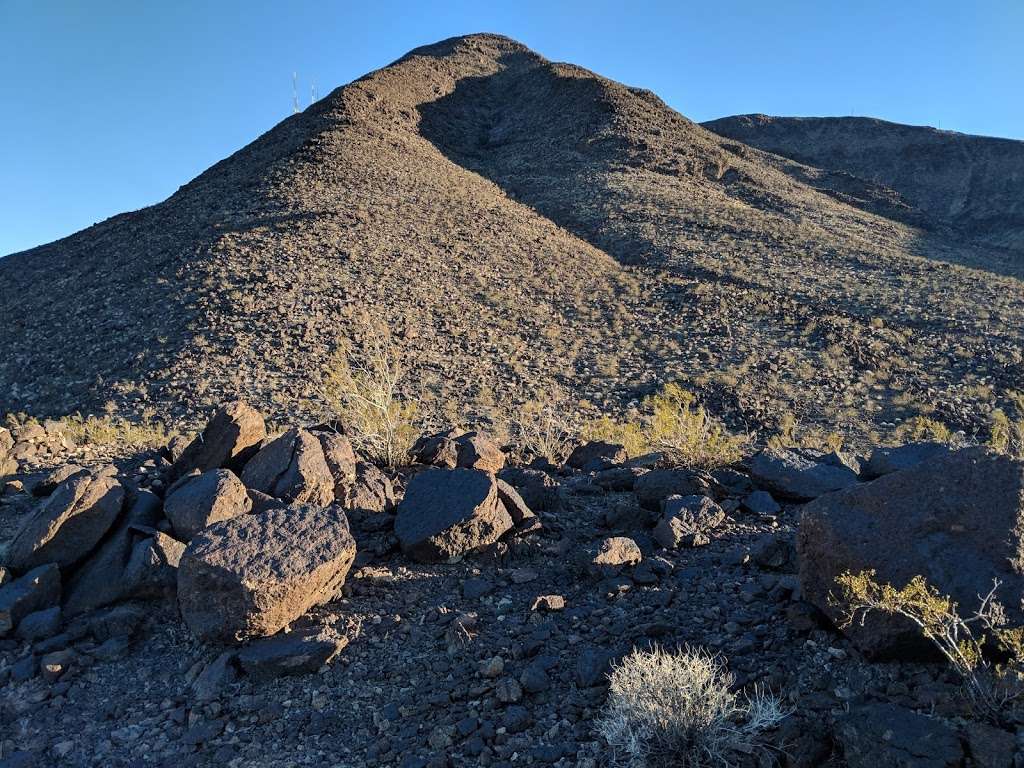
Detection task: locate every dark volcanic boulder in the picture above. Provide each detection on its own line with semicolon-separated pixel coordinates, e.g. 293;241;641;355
411;429;461;469
177;504;356;643
653;495;725;549
0;563;60;636
566;441;627;471
63;490;164;616
496;478;539;532
799;447;1024;657
6;469;124;571
861;442;953;480
634;468;707;511
394;468;512;563
749;447;859;501
835;703;962;768
585;536;642;578
169;401;266;482
31;464;85;497
164;469;252;540
497;467;561;513
241;428;334;506
237;625;348;679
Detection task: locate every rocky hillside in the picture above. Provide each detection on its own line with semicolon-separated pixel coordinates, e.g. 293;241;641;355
704;114;1024;254
2;34;1024;449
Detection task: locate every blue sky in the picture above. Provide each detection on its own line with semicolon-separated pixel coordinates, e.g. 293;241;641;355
1;0;1021;256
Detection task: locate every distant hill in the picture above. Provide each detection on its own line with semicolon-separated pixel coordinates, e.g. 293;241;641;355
703;114;1024;254
2;34;1022;445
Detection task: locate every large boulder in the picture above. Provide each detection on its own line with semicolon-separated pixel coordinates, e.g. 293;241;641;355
240;428;334;506
164;469;252;540
394;468;512;563
0;563;60;636
861;442;953;480
63;490;164;616
749;447;859;501
5;469;124;571
799;447;1024;657
835;703;962;768
634;468;707;511
169;401;266;481
177;504;356;643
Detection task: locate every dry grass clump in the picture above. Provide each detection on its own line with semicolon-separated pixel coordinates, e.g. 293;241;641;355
596;646;785;767
322;324;419;468
767;413;844;453
892;415;955;444
58;412;169;449
836;570;1024;724
582;384;747;470
990;392;1024;459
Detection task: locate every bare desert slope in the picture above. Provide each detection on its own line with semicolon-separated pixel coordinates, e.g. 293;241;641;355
2;34;1022;445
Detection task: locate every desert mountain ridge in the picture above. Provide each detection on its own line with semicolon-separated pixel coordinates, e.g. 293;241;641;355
2;33;1023;448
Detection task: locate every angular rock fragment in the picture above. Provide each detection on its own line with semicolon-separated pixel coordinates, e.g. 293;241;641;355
237;625;348;678
315;431;357;498
454;432;505;473
566;440;628;471
0;563;60;636
653;494;725;548
169;401;266;481
586;536;641;578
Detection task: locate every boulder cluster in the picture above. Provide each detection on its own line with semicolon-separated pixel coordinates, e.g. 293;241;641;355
0;403;545;681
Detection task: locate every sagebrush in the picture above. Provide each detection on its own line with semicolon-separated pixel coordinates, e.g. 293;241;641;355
596;646;785;767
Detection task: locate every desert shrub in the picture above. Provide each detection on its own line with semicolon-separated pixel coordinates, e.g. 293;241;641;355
767;413;844;453
892;415;954;444
989;392;1024;459
578;384;746;470
506;399;576;463
645;384;747;469
835;570;1024;724
58;413;169;449
322;325;418;468
596;646;785;767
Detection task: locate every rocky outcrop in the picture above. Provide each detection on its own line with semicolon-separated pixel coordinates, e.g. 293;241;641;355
394;468;512;563
799;446;1024;657
860;442;953;480
177;504;356;643
5;469;124;571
